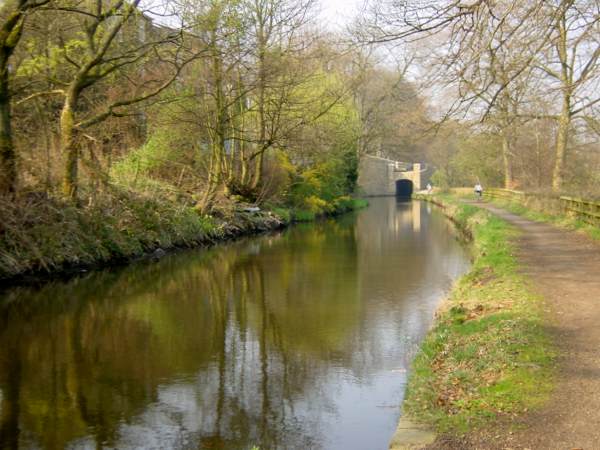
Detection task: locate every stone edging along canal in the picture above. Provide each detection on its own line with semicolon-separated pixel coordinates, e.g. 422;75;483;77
389;194;554;449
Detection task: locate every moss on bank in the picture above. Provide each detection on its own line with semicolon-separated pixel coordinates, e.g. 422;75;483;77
403;194;554;434
0;192;367;282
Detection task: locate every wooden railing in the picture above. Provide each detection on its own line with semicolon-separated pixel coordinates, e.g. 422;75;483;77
483;188;600;226
559;196;600;225
484;188;526;201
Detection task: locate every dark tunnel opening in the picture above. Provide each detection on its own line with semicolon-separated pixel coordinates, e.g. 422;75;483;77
395;179;413;198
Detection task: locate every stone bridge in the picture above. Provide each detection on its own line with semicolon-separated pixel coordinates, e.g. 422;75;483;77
357;154;423;197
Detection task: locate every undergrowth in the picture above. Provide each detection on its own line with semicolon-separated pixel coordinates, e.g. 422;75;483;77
269;197;368;223
404;195;554;434
0;192;216;279
0;188;368;280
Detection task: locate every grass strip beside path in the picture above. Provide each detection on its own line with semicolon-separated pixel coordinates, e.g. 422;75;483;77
403;194;555;434
485;196;600;242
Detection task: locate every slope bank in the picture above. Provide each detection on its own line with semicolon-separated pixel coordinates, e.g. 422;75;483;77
0;193;366;285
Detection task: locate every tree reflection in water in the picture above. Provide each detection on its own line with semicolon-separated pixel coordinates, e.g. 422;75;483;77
0;199;469;450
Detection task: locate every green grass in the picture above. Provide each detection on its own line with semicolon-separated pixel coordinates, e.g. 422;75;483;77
0;192;219;279
0;189;293;280
349;198;369;209
403;195;555;434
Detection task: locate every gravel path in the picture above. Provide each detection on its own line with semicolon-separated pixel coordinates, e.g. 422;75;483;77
433;203;600;450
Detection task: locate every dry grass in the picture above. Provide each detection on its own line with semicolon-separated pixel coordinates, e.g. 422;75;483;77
0;189;284;281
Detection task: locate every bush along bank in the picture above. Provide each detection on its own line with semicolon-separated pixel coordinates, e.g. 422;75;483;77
403;194;554;434
272;196;369;223
0;192;368;284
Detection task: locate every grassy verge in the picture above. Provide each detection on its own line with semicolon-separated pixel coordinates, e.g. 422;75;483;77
404;194;554;434
0;191;367;282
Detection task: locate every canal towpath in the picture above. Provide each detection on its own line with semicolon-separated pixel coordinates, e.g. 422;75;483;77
443;202;600;449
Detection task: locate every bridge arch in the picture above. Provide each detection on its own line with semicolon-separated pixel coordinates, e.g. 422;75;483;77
395;179;413;197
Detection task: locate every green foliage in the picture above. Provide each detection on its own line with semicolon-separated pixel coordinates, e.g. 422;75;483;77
113;128;189;177
428;125;504;189
431;170;450;191
451;133;504;187
403;196;554;434
279;66;361;214
292;209;316;222
287;196;367;223
270;207;292;224
333;196;368;212
287;149;359;214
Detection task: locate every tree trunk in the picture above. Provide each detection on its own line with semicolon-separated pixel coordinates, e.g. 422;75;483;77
61;92;79;199
552;7;572;193
240;146;249;187
0;52;16;195
251;152;264;190
552;94;571;192
0;5;24;196
198;31;226;213
237;73;249;188
198;143;222;213
251;20;267;191
501;132;513;189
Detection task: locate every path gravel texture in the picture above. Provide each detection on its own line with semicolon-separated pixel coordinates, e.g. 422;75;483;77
431;203;600;450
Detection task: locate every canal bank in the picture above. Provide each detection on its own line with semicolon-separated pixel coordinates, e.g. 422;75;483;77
392;194;554;448
0;194;366;287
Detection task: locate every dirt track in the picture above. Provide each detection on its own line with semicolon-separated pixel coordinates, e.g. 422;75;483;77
434;203;600;450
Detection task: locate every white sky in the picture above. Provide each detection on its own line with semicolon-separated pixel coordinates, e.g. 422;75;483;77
318;0;365;30
142;0;365;31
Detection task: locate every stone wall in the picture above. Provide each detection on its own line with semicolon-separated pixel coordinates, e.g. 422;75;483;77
357;156;395;196
357;155;421;196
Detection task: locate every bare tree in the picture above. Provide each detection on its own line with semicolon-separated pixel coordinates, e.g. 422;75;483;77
0;0;50;195
433;1;549;188
361;0;600;192
243;0;316;191
17;0;191;199
534;0;600;191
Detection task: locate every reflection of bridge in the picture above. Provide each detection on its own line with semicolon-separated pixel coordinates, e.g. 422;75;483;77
357;155;423;197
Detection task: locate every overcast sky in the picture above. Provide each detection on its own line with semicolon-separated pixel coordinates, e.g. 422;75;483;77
318;0;364;30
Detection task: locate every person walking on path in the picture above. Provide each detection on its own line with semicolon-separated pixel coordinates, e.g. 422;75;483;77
474;182;483;199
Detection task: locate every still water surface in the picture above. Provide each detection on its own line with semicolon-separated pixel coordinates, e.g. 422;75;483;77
0;198;470;450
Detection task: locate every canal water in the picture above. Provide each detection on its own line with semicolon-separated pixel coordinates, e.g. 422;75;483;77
0;198;470;450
